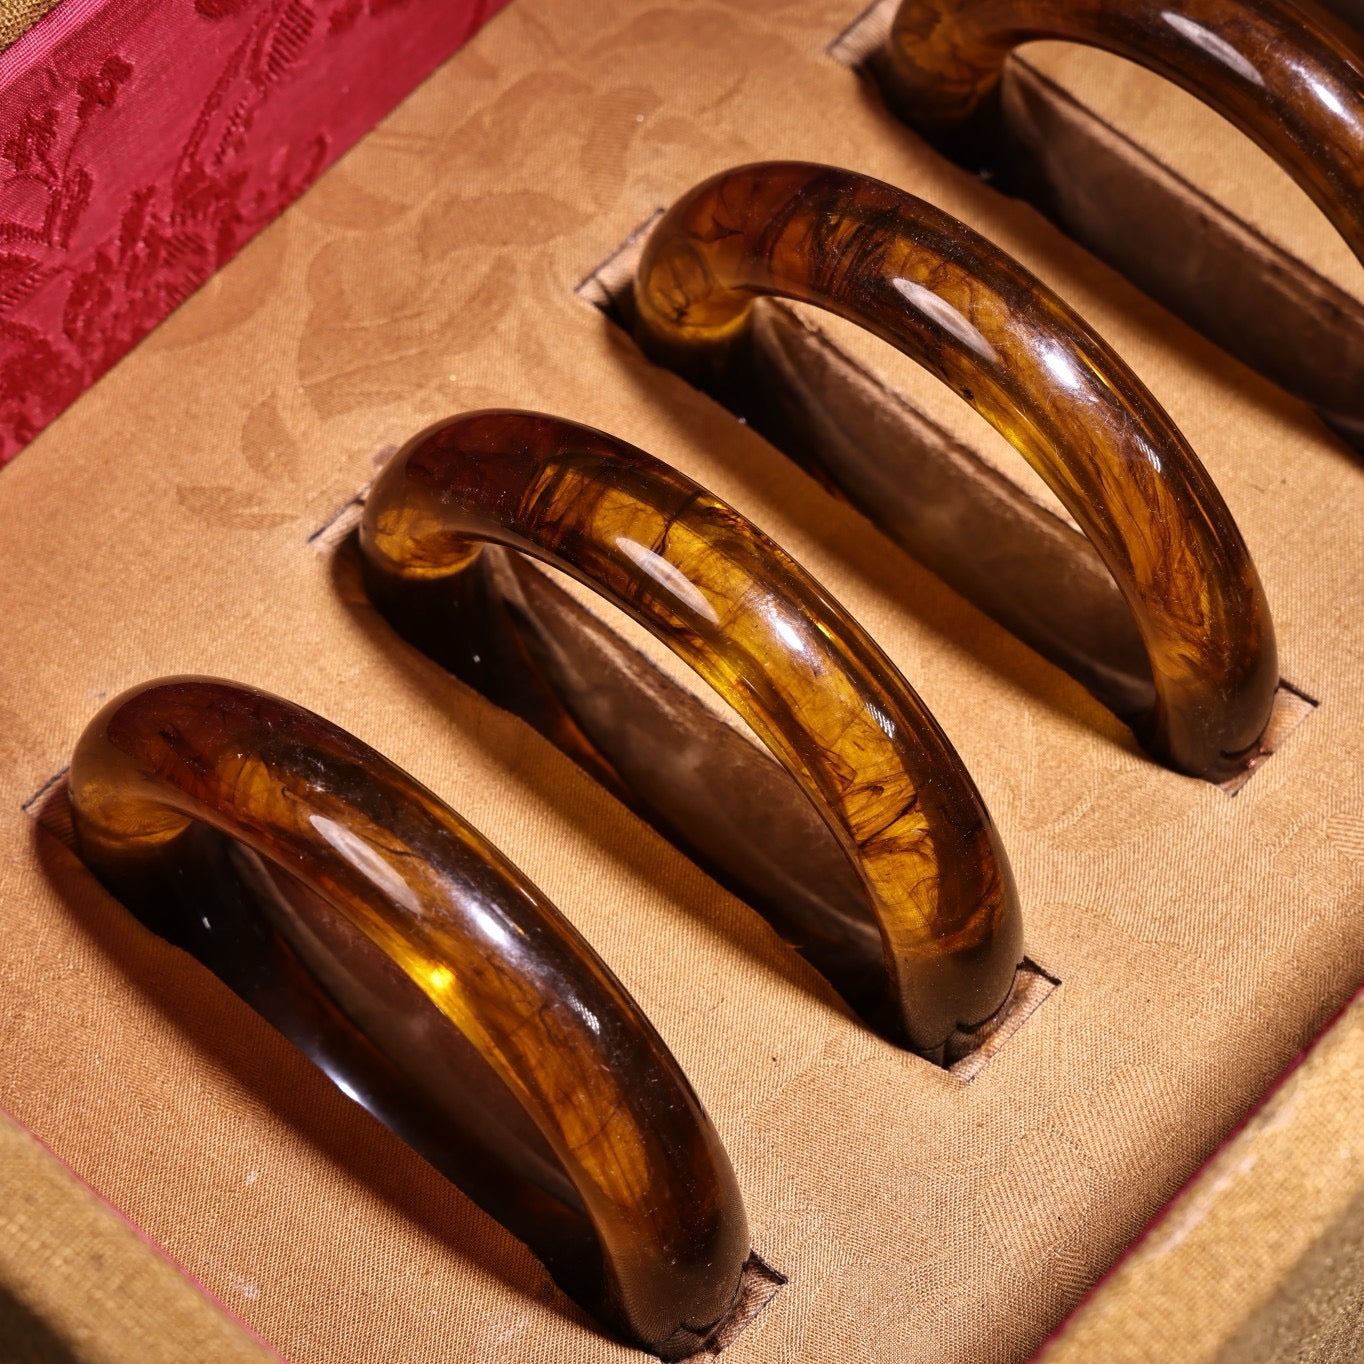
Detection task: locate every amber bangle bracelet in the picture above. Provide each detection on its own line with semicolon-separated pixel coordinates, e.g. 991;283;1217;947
633;161;1277;781
68;678;749;1357
360;410;1023;1059
883;0;1364;266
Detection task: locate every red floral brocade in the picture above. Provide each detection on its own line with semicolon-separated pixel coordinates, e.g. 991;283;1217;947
0;0;506;464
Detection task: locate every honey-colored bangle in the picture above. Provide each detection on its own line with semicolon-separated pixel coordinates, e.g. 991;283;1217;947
633;160;1277;782
882;0;1364;266
360;410;1023;1060
68;678;750;1358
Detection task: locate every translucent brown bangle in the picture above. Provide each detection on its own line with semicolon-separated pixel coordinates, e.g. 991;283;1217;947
68;677;750;1358
882;0;1364;266
633;160;1277;782
360;410;1023;1060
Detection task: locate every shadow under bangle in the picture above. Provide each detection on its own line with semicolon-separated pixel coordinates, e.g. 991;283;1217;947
633;160;1278;782
359;409;1024;1060
67;677;750;1358
881;0;1364;267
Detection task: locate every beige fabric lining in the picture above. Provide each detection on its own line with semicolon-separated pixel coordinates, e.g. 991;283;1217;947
1;2;1362;1361
0;1107;279;1362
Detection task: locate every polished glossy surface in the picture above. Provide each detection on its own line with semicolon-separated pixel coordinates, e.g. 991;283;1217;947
361;411;1023;1059
68;678;749;1357
633;161;1277;780
883;0;1364;265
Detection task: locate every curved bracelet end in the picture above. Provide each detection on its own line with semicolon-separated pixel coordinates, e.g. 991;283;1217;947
881;2;1003;128
360;422;489;583
634;244;756;380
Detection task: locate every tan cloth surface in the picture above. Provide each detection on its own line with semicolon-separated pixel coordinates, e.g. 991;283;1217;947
0;1106;278;1363
0;0;61;51
1;2;1362;1362
1042;988;1364;1363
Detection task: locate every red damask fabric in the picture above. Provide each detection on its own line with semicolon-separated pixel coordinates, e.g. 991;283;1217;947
0;0;506;464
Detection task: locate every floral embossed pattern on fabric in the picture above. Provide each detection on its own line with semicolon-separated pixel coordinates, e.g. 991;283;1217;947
0;0;505;463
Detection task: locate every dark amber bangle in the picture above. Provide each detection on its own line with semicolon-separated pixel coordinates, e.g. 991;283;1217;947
633;161;1277;781
882;0;1364;266
67;678;749;1358
360;410;1023;1059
